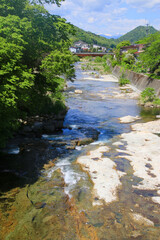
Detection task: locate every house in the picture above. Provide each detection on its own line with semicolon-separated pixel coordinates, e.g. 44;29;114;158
120;44;145;55
69;47;77;53
93;44;101;50
81;43;90;51
74;41;86;48
69;46;81;53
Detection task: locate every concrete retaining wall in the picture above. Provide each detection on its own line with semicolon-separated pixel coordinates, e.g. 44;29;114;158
107;60;160;96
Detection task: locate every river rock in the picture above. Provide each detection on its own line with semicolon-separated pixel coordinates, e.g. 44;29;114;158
131;119;160;133
77;138;94;146
75;89;83;94
130;213;154;227
78;127;100;140
119;115;141;123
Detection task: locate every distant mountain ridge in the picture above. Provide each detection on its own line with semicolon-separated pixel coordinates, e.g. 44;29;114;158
70;26;115;48
70;25;158;48
100;34;122;39
116;26;158;44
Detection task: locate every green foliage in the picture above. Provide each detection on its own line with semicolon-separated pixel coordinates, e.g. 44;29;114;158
122;53;135;65
153;98;160;105
84;56;92;61
94;57;103;63
116;26;157;44
139;32;160;74
141;88;156;103
32;0;64;6
116;41;131;49
119;76;130;86
72;55;80;62
103;63;111;73
0;0;75;147
131;61;146;73
154;67;160;77
111;60;118;67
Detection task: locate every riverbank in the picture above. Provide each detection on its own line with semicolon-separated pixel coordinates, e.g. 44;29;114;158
1;61;160;240
107;60;160;97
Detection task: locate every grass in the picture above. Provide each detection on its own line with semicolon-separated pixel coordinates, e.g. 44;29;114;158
81;57;111;74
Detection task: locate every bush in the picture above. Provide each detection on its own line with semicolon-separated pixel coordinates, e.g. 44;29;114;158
111;60;118;67
118;73;130;86
119;77;130;86
103;63;111;73
84;56;92;61
154;67;160;76
72;55;80;62
94;56;103;63
153;98;160;105
141;88;156;103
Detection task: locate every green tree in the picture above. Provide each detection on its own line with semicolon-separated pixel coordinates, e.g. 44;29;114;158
139;33;160;74
116;40;131;49
0;0;75;147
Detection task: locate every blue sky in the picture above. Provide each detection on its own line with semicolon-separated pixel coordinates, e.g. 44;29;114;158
46;0;160;36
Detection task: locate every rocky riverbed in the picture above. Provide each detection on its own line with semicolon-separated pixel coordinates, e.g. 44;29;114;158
1;62;160;240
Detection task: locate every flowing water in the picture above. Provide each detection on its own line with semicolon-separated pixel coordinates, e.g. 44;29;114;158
0;63;160;240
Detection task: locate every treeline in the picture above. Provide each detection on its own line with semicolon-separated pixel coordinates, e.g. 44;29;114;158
0;0;75;147
70;26;116;48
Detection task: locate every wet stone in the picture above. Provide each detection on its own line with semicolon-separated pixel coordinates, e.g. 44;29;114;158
133;189;158;197
92;157;99;161
145;163;153;169
93;222;104;227
34;202;46;209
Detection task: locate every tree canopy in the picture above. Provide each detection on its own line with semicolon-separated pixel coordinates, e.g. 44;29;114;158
139;32;160;74
0;0;75;147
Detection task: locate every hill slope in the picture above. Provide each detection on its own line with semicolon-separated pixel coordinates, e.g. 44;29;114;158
70;26;116;48
116;26;158;44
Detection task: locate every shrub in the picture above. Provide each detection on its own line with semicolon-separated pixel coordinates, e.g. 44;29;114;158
141;88;156;103
111;60;118;67
153;98;160;105
103;63;111;73
119;77;130;86
84;56;92;61
72;55;80;62
94;56;103;63
154;67;160;76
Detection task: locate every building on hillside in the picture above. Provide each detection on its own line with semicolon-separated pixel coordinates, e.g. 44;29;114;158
92;44;106;52
120;44;145;55
74;41;86;48
93;44;101;50
81;43;90;51
73;41;91;52
69;46;81;53
102;47;107;52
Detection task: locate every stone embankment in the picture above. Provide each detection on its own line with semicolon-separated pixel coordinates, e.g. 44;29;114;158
107;60;160;97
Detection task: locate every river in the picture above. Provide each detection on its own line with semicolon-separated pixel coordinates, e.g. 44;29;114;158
0;62;160;239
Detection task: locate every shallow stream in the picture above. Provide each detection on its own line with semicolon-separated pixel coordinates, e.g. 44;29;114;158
0;63;160;240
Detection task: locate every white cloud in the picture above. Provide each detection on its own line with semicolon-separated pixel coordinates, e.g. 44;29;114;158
124;0;160;8
105;33;112;36
46;0;160;35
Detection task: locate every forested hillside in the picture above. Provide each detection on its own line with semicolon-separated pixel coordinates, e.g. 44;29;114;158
70;26;116;48
0;0;75;147
116;26;158;44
